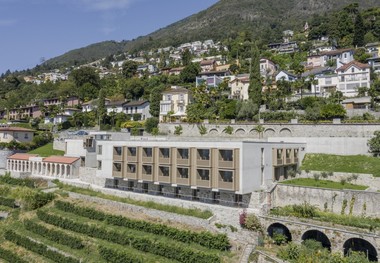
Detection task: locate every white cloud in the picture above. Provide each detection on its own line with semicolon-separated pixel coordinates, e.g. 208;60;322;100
0;19;16;27
79;0;132;11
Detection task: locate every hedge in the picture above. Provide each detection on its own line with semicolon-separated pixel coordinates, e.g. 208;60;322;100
0;246;28;263
55;200;230;250
0;196;16;208
4;230;80;263
24;220;84;249
0;174;35;188
37;210;220;263
98;246;144;263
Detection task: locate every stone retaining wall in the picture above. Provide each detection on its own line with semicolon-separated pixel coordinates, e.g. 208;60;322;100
272;184;380;217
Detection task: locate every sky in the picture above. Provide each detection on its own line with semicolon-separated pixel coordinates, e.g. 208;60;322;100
0;0;219;74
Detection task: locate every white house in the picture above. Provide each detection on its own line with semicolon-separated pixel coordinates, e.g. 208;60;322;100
123;100;151;120
260;58;277;78
310;61;370;97
229;77;250;101
275;71;297;82
336;61;371;97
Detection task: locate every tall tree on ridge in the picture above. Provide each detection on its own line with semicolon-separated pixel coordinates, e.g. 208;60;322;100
353;12;365;47
248;43;262;106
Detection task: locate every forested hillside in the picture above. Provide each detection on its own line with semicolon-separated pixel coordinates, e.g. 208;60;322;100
41;0;379;70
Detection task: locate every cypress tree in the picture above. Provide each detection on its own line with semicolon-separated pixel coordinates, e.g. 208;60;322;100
353;13;365;47
248;43;262;106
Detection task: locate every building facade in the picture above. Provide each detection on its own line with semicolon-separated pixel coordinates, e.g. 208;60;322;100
65;133;305;207
159;86;191;122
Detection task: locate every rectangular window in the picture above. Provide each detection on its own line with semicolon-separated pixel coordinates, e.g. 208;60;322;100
143;165;152;175
128;147;137;156
97;145;102;155
177;148;189;159
294;149;299;158
197;149;210;160
113;162;121;172
219;149;233;161
325;77;332;85
160;148;170;158
341;76;345;82
97;161;102;170
159;166;170;177
14;133;18;139
127;164;136;173
219;170;233;182
143;147;153;157
286;149;291;158
277;149;282;159
114;147;122;156
177;167;189;178
197;169;210;180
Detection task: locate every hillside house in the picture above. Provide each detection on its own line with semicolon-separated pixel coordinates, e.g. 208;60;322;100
159;86;191;122
229;77;250;101
123;100;151;120
0;127;34;143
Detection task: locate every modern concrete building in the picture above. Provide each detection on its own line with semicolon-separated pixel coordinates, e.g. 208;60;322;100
65;133;305;207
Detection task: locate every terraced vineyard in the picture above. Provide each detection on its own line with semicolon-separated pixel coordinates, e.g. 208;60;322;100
0;176;237;263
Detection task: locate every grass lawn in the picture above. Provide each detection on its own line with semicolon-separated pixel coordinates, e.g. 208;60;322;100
28;143;64;157
301;153;380;177
280;178;368;190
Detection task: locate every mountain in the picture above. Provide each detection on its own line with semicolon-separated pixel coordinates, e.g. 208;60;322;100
43;0;379;69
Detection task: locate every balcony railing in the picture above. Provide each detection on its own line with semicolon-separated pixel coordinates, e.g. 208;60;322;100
219;160;234;169
158;175;170;183
196;158;211;167
126;171;137;180
112;170;123;178
276;159;283;165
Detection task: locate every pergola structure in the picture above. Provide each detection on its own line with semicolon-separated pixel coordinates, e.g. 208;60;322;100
7;153;80;179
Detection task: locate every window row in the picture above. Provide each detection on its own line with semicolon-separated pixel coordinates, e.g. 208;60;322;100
113;146;234;162
113;163;233;183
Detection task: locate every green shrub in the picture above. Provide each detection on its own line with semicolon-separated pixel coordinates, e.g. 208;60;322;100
0;246;27;263
0;173;35;188
54;200;229;251
174;125;183;135
243;214;262;232
37;210;221;263
24;220;84;249
292;203;317;218
272;233;287;245
98;246;144;263
4;230;80;263
144;117;159;133
0;196;16;208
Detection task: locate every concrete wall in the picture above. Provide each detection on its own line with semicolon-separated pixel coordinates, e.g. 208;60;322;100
159;123;380;138
272;184;380;217
160;123;380;155
268;137;369;155
0;150;18;169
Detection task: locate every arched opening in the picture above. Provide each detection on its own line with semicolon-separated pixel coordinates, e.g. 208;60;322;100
267;223;292;243
235;128;246;135
343;238;378;262
279;128;292;136
209;129;218;135
302;230;331;250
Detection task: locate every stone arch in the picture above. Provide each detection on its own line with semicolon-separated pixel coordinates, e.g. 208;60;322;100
279;128;292;136
208;129;219;135
267;223;292;242
235;128;246;136
343;238;378;262
264;128;275;137
302;230;331;250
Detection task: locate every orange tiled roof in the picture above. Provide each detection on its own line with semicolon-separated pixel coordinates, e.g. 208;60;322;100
43;156;80;165
8;153;39;160
0;127;35;132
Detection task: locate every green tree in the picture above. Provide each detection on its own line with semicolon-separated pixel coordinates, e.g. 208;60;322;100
353;13;365;47
149;85;165;117
180;63;200;83
70;67;100;89
181;48;192;66
122;60;138;79
186;103;205;123
97;89;107;125
320;103;346;120
368;131;380;156
237;100;258;121
248;43;262;105
144;117;159;133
